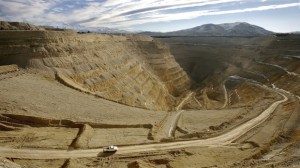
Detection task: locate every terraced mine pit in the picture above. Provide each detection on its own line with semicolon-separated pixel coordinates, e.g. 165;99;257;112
0;26;300;167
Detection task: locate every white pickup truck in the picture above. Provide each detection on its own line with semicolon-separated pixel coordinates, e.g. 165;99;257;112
103;145;118;152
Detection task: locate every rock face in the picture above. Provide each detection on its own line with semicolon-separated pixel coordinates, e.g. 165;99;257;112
0;30;191;111
0;21;45;31
141;22;273;36
156;34;300;109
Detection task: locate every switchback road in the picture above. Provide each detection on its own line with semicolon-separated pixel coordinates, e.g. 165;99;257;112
0;90;288;159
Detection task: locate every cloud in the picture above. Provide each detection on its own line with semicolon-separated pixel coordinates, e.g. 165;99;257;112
83;2;300;28
0;0;53;18
0;0;243;25
0;0;299;30
71;0;243;27
202;3;300;15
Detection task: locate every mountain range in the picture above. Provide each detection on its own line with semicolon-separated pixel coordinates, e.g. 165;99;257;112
43;22;274;36
0;21;276;36
140;22;273;36
49;23;131;34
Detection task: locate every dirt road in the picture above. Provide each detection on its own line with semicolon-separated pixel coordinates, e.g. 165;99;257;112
0;90;288;159
175;92;193;111
167;110;183;137
221;81;228;108
167;91;194;137
256;61;300;77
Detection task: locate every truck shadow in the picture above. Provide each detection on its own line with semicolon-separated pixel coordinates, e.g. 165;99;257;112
97;152;116;157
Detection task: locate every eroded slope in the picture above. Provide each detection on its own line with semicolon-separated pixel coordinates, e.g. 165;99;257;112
0;31;191;111
156;35;300;167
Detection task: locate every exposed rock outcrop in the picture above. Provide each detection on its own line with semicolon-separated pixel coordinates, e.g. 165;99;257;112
0;30;191;111
0;21;45;31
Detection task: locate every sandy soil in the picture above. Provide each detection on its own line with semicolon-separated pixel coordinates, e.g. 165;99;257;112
89;128;152;147
1;35;300;168
177;97;276;137
0;67;298;168
0;71;167;125
0;127;78;149
179;108;247;132
0;89;288;160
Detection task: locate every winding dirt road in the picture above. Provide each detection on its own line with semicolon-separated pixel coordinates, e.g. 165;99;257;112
0;89;288;159
167;91;194;137
175;92;193;111
167;110;183;137
256;61;300;77
221;81;228;108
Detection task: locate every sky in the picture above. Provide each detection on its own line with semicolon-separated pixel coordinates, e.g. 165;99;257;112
0;0;299;32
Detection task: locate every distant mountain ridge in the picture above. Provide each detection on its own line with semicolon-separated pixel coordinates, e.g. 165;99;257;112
47;23;131;34
0;21;276;36
291;31;300;34
141;22;273;36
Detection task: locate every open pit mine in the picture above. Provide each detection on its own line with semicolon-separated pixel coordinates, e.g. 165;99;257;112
0;22;300;168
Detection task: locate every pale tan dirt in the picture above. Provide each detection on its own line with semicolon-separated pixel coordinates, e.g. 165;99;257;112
89;128;152;147
0;127;78;149
0;21;45;31
9;147;255;168
0;30;191;111
0;64;18;74
0;157;22;168
0;72;167;125
13;159;65;168
0;30;300;168
179;108;246;132
0;67;294;168
168;147;254;168
71;124;94;149
177;98;275;134
0;90;288;160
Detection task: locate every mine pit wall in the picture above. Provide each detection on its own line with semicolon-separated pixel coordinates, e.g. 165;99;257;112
0;31;191;111
136;41;192;96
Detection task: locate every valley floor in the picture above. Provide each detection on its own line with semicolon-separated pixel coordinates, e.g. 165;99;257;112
0;67;299;168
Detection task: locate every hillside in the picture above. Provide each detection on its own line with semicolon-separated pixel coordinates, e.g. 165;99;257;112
0;22;300;168
141;22;273;36
0;21;45;31
0;30;191;111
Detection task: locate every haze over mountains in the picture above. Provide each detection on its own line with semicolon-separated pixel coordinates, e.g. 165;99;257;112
1;21;274;36
74;22;273;36
0;21;131;34
141;22;273;36
58;23;131;34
